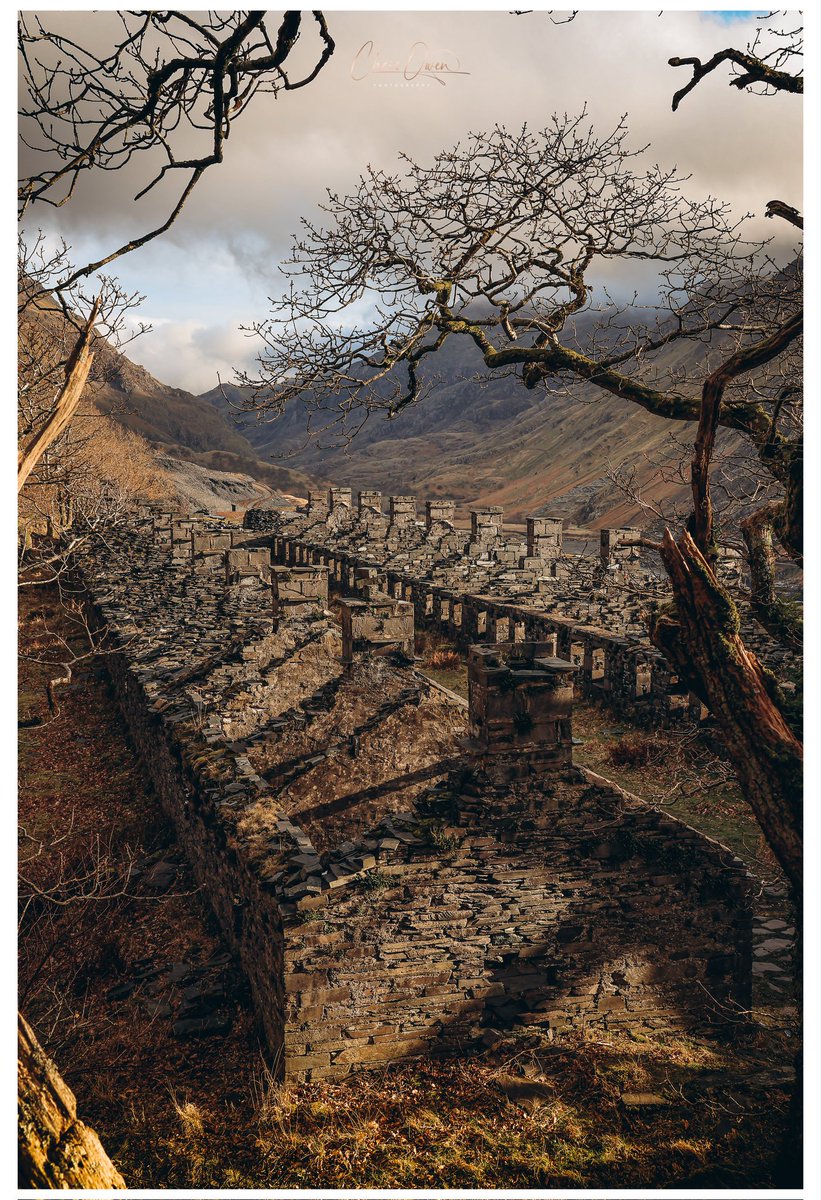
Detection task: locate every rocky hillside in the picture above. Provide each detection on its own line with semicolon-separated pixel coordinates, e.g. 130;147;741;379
19;286;311;514
21;284;756;528
201;326;746;527
91;350;313;498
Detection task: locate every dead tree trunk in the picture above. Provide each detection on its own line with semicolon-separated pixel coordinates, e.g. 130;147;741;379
17;297;100;494
651;529;802;900
18;1011;125;1189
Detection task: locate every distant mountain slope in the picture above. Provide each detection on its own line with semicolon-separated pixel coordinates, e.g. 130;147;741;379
20;284;314;498
91;351;314;497
202;329;742;527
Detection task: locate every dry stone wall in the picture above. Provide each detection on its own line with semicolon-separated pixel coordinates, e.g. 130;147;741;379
74;501;753;1081
248;485;800;727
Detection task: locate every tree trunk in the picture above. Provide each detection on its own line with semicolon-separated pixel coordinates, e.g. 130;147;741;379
652;529;802;901
18;1011;125;1189
17;298;99;494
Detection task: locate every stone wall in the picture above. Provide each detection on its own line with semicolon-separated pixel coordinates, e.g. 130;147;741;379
271;532;683;724
247;480;800;728
283;767;753;1079
74;505;754;1082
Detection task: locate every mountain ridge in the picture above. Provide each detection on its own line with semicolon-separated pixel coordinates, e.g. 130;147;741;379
200;327;732;527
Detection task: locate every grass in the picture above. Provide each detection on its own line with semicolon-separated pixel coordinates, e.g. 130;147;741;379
109;1025;796;1189
570;701;772;871
417;633;772;874
416;630;469;698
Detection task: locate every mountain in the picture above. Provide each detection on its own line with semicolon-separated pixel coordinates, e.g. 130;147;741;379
91;351;313;497
201;325;742;527
19;282;314;500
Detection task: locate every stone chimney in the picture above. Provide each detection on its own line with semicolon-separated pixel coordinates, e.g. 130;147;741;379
326;487;353;531
388;495;417;530
307;490;329;519
328;486;352;511
358;490;383;517
469;507;503;557
339;596;414;664
425;500;456;531
526;517;563;561
600;528;642;570
470;507;503;539
467;642;576;774
272;565;329;619
225;547;271;584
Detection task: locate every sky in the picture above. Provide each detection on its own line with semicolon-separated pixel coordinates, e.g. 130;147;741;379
19;7;804;395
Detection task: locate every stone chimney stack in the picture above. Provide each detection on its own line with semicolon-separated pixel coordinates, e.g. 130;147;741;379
358;490;383;517
425;500;456;531
469;507;503;557
307;491;329;519
526;517;563;561
325;487;353;531
339;596;414;664
600;528;642;570
388;495;417;530
467;642;576;775
272;565;329;619
470;507;503;539
328;486;352;511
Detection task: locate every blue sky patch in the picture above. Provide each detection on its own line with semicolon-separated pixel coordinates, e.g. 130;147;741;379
703;11;767;23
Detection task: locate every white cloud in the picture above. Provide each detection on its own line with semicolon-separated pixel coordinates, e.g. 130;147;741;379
124;318;261;395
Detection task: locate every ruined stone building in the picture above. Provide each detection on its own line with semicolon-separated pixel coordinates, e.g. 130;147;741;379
75;494;754;1080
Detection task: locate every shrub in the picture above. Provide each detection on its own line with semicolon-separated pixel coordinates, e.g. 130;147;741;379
607;734;656;769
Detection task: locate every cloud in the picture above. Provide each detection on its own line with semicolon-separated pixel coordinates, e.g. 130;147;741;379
21;9;802;393
124;318;261;395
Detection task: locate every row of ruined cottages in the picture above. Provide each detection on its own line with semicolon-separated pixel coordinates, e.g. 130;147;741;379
72;497;753;1080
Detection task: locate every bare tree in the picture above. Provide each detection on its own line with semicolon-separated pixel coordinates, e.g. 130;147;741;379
18;10;336;508
19;10;335;292
17;233;150;498
18;1012;126;1188
18;235;170;550
239;113;802;897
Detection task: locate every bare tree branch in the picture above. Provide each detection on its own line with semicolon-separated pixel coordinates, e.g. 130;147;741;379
19;11;335;290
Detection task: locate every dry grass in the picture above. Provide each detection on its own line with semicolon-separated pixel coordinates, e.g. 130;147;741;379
606;733;657;769
109;1025;796;1189
571;699;775;871
425;646;462;671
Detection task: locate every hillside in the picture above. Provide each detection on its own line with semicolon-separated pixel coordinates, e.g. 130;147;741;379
20;284;751;529
91;349;313;498
19;286;314;514
202;327;743;527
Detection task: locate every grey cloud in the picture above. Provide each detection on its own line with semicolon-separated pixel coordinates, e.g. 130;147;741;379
20;9;802;390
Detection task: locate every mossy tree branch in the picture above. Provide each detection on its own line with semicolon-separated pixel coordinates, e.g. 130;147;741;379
652;530;802;899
